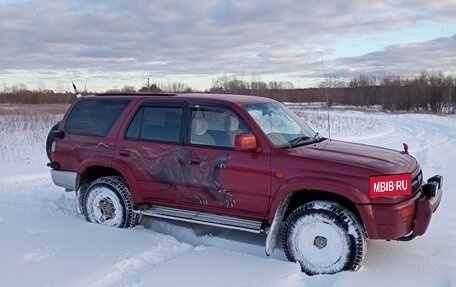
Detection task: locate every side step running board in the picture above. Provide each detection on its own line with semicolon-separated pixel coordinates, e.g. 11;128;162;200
135;205;265;234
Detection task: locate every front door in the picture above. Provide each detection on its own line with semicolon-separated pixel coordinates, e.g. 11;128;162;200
177;104;271;219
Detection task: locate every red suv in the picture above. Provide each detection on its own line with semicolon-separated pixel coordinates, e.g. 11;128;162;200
47;93;443;274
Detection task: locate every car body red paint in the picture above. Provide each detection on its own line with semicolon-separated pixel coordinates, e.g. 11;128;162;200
49;93;442;243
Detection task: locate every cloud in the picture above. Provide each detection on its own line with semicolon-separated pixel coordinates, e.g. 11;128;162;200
0;0;455;89
322;34;456;78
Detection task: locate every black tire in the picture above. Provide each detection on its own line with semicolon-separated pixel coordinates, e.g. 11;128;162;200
83;176;139;228
282;200;366;275
46;122;60;161
76;182;89;215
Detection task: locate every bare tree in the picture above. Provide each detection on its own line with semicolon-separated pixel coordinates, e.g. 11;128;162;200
428;72;445;113
210;75;250;95
121;85;137;93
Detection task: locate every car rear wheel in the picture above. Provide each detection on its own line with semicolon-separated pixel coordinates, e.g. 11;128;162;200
83;176;139;228
282;200;366;275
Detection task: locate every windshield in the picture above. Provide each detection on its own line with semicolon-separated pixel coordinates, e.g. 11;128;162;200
244;102;320;148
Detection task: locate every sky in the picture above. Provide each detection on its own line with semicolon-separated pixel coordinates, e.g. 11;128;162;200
0;0;455;92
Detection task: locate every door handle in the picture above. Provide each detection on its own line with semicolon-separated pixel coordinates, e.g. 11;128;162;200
189;158;201;165
119;150;130;157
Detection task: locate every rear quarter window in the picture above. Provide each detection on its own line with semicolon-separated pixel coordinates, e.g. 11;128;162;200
65;98;130;137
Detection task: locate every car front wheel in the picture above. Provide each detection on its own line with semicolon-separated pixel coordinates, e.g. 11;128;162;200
282;200;366;275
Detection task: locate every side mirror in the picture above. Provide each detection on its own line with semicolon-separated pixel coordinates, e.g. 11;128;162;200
235;133;258;152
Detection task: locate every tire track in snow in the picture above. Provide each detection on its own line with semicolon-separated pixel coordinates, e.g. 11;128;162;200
0;174;196;287
344;114;455;161
0;176;78;217
0;172;50;183
20;246;57;267
80;240;193;287
24;226;48;236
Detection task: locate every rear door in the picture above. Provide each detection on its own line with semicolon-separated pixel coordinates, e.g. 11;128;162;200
115;101;185;205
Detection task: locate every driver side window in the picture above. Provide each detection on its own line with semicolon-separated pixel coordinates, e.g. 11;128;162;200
190;105;250;148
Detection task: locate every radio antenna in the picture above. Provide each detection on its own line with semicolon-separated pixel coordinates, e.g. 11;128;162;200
320;52;331;140
72;82;82;98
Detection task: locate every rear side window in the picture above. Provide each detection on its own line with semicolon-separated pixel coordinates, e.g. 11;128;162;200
66;99;130;137
126;106;183;143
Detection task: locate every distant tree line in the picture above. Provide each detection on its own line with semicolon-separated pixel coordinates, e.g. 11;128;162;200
321;72;455;113
1;71;454;113
0;83;76;104
106;81;193;94
205;72;455;113
208;74;295;96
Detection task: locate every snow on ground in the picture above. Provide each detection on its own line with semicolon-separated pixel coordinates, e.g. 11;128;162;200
0;104;455;286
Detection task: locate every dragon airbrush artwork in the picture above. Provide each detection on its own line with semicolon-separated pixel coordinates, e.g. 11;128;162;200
125;145;235;208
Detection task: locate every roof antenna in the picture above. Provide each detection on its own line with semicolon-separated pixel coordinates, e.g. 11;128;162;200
320;52;331;140
72;82;82;98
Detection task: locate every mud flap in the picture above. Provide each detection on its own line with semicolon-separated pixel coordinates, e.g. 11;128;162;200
265;195;291;256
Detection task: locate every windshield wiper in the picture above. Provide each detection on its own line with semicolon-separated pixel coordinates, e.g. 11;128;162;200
287;135;311;148
312;132;326;143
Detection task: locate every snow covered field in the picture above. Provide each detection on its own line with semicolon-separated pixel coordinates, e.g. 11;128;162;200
1;104;455;287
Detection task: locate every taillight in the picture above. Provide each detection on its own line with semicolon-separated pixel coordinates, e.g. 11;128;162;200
51;141;56;162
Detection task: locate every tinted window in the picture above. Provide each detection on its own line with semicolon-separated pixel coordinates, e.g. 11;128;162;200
126;106;183;143
66;99;130;137
125;108;143;138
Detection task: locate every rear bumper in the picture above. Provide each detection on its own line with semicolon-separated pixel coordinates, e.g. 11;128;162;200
359;175;443;240
50;169;78;191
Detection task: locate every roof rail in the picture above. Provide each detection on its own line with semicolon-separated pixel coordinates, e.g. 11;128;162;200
95;92;177;97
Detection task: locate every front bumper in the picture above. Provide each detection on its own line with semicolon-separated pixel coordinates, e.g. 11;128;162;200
359;175;443;240
408;178;442;237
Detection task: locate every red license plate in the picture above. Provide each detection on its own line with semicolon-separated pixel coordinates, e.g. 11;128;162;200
370;173;412;198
